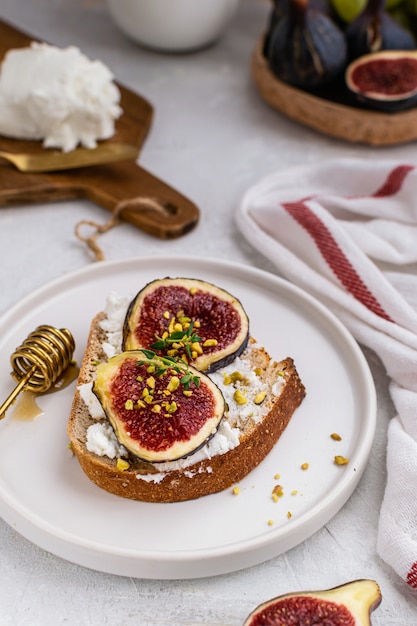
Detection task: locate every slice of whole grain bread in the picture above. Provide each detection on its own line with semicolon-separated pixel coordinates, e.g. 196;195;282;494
67;312;306;503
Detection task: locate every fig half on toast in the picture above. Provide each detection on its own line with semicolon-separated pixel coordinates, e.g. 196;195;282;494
93;350;226;463
122;277;249;373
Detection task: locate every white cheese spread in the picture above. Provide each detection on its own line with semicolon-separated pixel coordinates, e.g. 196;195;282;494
80;293;285;481
0;42;122;152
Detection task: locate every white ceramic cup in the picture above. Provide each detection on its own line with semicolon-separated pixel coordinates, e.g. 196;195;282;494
105;0;240;53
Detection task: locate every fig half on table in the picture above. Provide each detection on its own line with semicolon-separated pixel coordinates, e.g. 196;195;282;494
93;351;226;463
123;277;249;373
242;579;382;626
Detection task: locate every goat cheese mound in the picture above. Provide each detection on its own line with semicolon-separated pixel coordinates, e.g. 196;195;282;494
0;42;122;151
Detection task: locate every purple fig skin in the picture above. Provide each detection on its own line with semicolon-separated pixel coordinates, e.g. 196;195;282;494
346;0;416;61
267;0;347;87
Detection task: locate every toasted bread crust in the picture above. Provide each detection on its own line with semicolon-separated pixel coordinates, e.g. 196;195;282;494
68;313;306;502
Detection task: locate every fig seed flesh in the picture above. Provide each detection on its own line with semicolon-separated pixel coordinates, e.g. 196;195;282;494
93;352;226;463
123;278;249;373
345;50;417;110
242;580;382;626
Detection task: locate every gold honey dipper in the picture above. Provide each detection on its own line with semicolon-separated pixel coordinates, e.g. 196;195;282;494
0;325;75;420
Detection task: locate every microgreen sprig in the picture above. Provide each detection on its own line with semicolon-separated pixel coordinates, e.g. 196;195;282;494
137;349;200;391
151;321;202;360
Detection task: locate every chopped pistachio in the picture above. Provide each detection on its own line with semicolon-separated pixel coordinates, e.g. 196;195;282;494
167;376;180;392
191;341;203;355
203;339;218;347
146;376;156;389
272;485;284;498
223;373;232;385
233;389;247;405
254;391;267;405
334;455;349;465
124;399;134;410
116;458;130;471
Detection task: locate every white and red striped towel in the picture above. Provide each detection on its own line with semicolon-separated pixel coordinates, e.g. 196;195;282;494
237;159;417;589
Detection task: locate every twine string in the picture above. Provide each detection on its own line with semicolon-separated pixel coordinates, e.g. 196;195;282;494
75;197;169;261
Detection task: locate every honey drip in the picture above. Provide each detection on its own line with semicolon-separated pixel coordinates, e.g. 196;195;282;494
11;362;79;421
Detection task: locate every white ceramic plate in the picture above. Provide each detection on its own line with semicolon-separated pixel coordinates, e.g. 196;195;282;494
0;256;376;579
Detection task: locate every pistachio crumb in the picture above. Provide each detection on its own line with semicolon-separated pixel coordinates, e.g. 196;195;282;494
287;511;292;519
331;433;342;441
124;399;134;410
254;367;263;376
291;489;298;496
163;310;170;319
190;287;197;295
254;391;267;405
167;376;180;392
116;458;130;471
146;376;156;389
232;486;240;495
267;519;274;526
301;462;309;470
272;485;284;498
274;473;281;480
233;389;247;405
334;455;349;466
203;339;218;347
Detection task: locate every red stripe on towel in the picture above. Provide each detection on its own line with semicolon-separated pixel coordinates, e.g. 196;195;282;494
283;200;393;322
407;562;417;589
373;164;414;197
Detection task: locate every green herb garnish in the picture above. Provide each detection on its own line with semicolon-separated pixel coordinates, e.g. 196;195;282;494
137;350;200;391
151;321;202;360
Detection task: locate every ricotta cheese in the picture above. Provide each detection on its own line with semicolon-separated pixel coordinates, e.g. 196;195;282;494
0;42;122;152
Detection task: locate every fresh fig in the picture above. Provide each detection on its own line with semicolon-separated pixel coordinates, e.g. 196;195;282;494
242;579;382;626
263;0;289;57
346;49;417;110
93;350;225;463
123;278;249;373
266;0;347;87
346;0;416;60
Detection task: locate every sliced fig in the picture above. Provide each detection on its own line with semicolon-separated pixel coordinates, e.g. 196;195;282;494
243;579;382;626
123;277;249;373
93;350;225;463
346;50;417;111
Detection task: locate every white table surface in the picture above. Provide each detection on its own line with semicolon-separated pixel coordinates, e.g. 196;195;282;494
0;1;417;624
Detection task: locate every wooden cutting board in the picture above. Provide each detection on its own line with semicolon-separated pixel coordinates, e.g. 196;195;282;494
0;20;199;238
